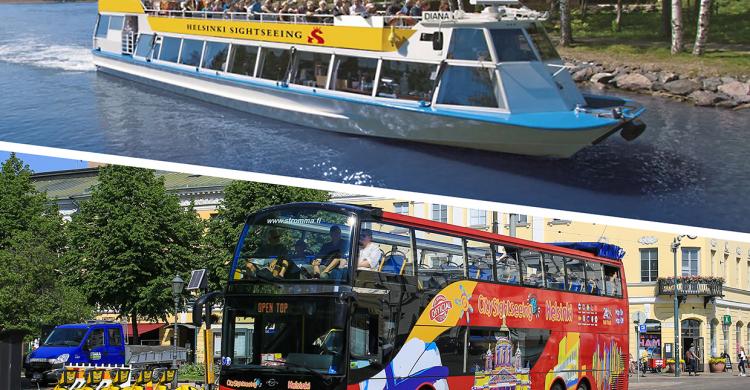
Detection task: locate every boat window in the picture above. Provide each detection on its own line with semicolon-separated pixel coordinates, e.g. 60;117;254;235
228;45;259;77
436;66;499;108
259;48;291;81
290;51;330;88
490;29;537;62
525;24;560;61
95;15;110;38
201;41;229;71
448;28;491;61
134;34;154;58
542;253;566;290
179;39;204;67
331;55;378;96
158;37;181;63
377;60;435;101
108;15;124;31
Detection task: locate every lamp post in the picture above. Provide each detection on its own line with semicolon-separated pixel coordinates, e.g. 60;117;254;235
172;274;184;371
671;234;696;377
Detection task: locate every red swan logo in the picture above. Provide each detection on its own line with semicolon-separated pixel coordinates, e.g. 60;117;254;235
307;27;325;44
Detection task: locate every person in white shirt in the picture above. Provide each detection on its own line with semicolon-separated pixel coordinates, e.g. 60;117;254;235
740;347;747;376
357;229;382;270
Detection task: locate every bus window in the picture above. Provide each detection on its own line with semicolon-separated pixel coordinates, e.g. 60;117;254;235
496;247;520;284
416;231;465;289
519;250;543;287
585;261;604;295
565;257;586;292
349;310;378;365
433;327;464;374
448;28;491;61
603;265;622;297
543;253;566;290
466;240;493;281
362;222;413;275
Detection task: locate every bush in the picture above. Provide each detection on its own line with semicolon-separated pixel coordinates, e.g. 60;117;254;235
709;357;727;364
666;358;685;364
178;363;205;378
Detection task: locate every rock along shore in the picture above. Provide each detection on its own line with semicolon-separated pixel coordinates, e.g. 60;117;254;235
565;58;750;111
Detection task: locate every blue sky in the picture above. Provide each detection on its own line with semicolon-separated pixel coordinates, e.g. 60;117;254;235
0;151;87;173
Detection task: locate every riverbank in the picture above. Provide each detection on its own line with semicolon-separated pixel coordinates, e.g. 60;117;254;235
563;54;750;110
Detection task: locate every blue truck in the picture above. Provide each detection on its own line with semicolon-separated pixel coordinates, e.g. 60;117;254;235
24;322;187;383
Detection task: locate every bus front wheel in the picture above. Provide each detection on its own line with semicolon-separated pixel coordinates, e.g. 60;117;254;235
550;381;565;390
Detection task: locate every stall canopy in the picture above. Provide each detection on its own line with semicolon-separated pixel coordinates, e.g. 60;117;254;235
125;323;166;337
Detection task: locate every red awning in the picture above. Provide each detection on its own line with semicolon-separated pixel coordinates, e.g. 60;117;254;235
125;323;166;337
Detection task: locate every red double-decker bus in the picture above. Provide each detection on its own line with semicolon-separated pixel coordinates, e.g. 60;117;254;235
195;202;628;390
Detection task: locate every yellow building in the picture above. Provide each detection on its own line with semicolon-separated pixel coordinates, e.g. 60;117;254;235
333;194;750;371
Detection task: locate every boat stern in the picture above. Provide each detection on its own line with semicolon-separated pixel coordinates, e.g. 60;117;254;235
582;94;647;144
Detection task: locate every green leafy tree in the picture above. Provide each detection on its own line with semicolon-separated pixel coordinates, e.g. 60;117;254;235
0;154;91;336
200;182;328;290
66;166;203;343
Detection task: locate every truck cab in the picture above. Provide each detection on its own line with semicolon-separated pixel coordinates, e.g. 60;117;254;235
25;322;126;382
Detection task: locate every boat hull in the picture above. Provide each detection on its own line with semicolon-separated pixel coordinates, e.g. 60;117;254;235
93;53;623;158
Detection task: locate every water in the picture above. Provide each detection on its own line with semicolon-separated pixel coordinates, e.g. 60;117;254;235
1;2;749;232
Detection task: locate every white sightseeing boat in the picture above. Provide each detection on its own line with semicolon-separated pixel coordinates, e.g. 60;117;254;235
92;0;647;157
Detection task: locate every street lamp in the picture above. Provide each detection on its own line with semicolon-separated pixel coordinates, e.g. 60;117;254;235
172;274;185;371
671;234;696;377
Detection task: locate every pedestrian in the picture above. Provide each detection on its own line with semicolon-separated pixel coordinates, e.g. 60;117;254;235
685;346;699;376
739;347;747;377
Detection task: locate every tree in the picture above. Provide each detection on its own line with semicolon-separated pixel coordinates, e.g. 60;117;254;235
200;182;329;290
614;0;623;32
0;153;65;252
559;0;572;47
661;0;672;37
692;0;712;55
671;0;683;54
66;166;203;343
0;154;91;337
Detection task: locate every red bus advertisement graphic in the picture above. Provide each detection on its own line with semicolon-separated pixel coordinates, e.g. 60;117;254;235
353;280;628;390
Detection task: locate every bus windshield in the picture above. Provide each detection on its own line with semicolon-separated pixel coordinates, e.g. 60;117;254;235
231;206;355;282
223;297;346;375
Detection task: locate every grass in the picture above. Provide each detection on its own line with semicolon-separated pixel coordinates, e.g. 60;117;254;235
544;0;750;77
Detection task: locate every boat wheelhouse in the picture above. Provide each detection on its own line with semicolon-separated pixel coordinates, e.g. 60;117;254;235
93;0;646;158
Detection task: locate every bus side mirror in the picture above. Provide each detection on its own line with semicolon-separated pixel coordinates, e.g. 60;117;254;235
193;291;223;327
432;32;444;51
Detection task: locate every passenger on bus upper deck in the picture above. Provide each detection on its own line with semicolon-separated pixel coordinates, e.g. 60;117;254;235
357;229;383;270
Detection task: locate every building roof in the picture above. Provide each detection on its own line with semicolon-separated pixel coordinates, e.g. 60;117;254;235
31;168;233;200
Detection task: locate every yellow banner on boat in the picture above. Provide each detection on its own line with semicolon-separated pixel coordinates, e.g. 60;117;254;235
99;0;145;13
147;17;414;52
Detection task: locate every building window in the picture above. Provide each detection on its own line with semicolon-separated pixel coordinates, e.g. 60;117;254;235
393;202;409;215
514;214;528;225
431;204;448;223
640;248;658;282
681;248;700;276
469;209;486;227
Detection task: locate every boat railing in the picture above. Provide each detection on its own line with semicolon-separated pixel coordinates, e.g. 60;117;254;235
143;8;421;28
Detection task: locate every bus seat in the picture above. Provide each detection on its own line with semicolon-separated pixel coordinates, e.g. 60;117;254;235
380;254;405;274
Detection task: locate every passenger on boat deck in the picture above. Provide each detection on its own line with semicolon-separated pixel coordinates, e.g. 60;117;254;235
439;0;450;11
261;0;276;12
409;0;427;16
363;2;376;16
331;0;346;16
315;1;334;23
386;0;402;15
248;0;262;16
349;0;365;15
341;0;352;14
398;0;413;15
